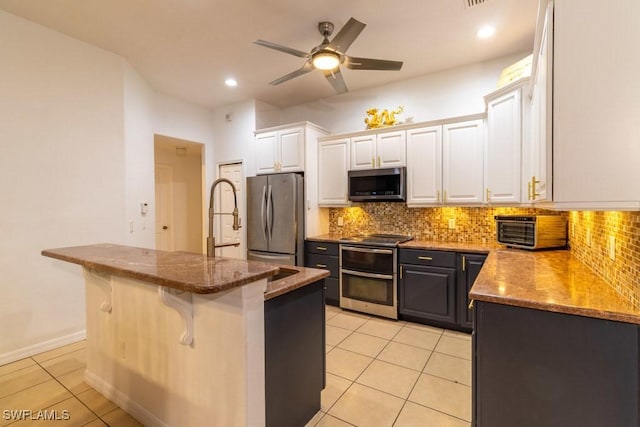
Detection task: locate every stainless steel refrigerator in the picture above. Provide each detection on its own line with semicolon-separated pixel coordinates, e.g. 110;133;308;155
246;173;304;266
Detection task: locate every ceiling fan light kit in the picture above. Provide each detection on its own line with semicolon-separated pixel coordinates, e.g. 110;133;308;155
254;17;403;94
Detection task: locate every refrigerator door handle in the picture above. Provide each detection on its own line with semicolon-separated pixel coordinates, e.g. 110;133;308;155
266;184;273;240
260;184;267;241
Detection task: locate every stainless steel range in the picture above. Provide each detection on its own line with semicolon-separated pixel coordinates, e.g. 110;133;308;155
339;234;413;319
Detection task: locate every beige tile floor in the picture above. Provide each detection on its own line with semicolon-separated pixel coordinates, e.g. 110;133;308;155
308;305;472;427
0;305;471;427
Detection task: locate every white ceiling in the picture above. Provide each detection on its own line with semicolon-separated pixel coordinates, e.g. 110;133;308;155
0;0;539;109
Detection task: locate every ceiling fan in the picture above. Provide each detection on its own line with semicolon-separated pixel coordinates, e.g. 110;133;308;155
254;17;403;94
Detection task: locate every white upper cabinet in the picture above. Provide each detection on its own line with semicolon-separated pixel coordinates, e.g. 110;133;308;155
485;83;526;204
528;1;553;204
443;120;485;204
350;130;406;170
255;125;305;174
406;126;442;206
318;138;350;206
406;117;485;207
552;0;640;209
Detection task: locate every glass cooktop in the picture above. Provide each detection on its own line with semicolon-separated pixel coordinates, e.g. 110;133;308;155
340;233;413;247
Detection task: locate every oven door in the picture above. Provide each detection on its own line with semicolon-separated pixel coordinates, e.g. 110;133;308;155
340;245;397;319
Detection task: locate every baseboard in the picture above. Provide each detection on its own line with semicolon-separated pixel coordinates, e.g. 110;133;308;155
0;331;86;366
84;370;169;427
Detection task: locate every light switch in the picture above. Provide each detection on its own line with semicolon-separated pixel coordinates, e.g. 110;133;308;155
448;218;456;229
608;235;616;260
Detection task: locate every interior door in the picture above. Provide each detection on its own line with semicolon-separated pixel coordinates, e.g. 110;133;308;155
267;174;298;254
217;163;244;258
246;175;268;252
155;165;174;251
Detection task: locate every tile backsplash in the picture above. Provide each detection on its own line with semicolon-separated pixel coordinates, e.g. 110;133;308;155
568;211;640;308
328;204;563;243
328;204;640;308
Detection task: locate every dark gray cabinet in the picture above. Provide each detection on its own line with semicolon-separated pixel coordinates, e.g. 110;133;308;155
265;280;325;427
304;241;340;305
399;249;457;326
473;301;640;427
399;248;486;331
457;253;487;330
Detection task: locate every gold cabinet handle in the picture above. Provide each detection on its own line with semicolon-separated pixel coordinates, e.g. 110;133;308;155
400;265;403;279
468;299;475;310
316;263;327;268
377;156;381;168
527;181;532;200
530;176;541;200
443;190;447;203
462;255;466;272
486;188;491;203
371;157;375;168
418;256;433;261
316;246;327;251
437;190;440;203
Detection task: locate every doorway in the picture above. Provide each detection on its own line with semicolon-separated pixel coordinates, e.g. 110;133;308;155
154;135;204;253
215;162;244;258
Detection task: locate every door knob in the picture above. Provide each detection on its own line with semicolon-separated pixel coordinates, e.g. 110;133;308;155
162;225;169;230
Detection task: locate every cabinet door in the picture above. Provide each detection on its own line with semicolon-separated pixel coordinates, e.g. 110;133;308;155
256;131;277;174
376;130;406;168
350;134;376;170
278;127;304;172
399;264;456;325
486;89;522;204
406;126;442;206
443;120;484;204
457;253;486;329
528;2;553;202
318;138;350;206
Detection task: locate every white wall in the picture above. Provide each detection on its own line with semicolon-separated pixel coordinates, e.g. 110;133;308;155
124;64;155;248
258;52;527;133
0;11;127;362
0;11;218;364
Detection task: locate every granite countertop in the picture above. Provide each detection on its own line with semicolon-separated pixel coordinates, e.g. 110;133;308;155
42;243;327;299
470;249;640;324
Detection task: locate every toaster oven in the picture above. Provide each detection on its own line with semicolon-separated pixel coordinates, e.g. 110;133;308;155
495;215;567;250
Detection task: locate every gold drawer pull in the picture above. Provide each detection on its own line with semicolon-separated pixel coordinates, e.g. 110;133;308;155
316;263;327;268
316;246;327;251
468;300;475;310
418;256;433;261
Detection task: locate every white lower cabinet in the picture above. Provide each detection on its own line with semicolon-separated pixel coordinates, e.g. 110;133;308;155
407;119;484;206
318;138;350;206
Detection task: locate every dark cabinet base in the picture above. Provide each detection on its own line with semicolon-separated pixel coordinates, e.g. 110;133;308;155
474;301;639;427
265;280;325;427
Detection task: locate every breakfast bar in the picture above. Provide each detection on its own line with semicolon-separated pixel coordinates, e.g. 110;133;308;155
42;244;329;427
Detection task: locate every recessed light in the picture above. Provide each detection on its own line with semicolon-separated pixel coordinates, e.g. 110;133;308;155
225;78;238;87
477;25;496;39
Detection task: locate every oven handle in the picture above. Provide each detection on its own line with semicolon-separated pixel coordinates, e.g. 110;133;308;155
341;268;393;280
340;246;394;255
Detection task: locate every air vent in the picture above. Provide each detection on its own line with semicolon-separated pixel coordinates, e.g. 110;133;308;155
464;0;488;8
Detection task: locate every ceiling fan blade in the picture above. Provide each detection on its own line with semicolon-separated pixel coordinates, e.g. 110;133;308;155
345;56;403;71
323;68;348;94
254;39;309;58
269;62;314;85
329;18;366;53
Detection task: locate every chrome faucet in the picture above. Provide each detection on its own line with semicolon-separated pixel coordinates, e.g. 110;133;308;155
207;178;241;257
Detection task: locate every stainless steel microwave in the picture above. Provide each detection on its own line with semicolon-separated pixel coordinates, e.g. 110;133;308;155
495;215;567;250
348;167;406;202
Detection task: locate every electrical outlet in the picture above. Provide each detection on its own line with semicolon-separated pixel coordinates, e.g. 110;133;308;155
337;216;344;227
608;235;616;260
448;218;456;229
586;229;592;247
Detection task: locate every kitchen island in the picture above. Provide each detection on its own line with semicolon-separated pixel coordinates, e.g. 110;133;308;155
42;244;329;427
470;249;640;427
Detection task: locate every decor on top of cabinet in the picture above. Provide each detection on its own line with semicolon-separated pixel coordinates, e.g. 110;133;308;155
365;105;404;129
